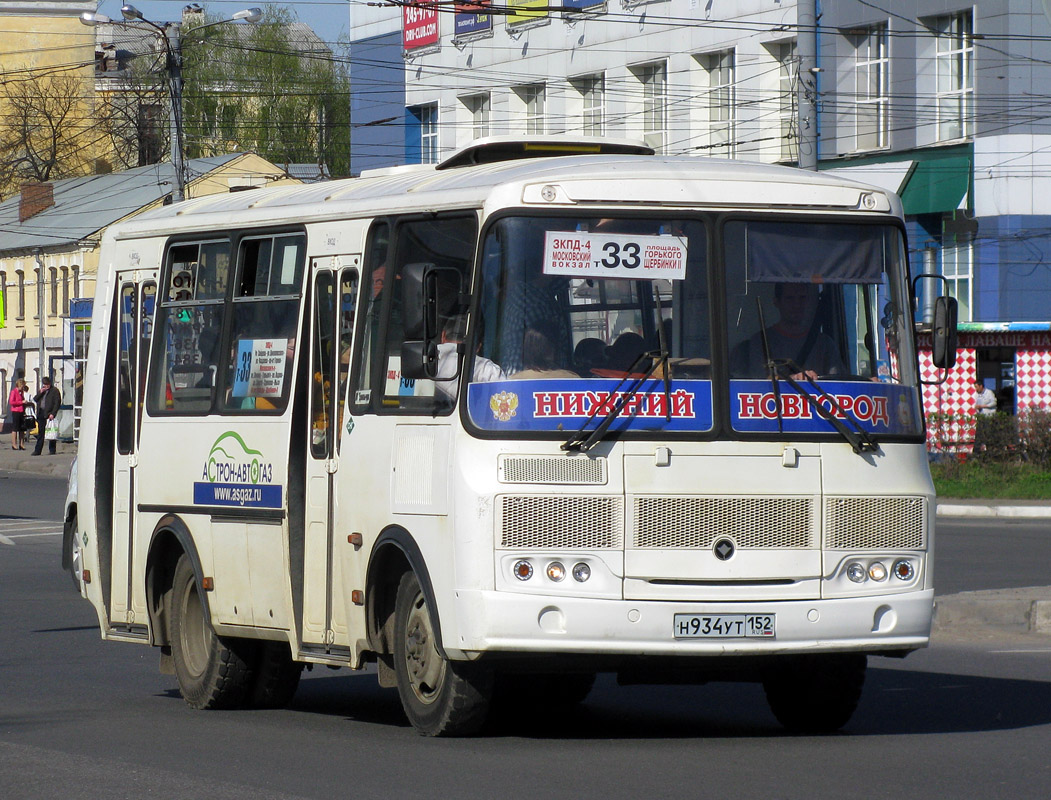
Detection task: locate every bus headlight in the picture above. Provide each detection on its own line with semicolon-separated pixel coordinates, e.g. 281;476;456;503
868;562;888;582
893;559;915;581
846;562;867;583
546;561;566;582
572;562;591;583
513;560;534;581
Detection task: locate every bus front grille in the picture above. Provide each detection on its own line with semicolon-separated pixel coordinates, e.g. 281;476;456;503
631;496;816;550
824;496;927;550
498;495;623;549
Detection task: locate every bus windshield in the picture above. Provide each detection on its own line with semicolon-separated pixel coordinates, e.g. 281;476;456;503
468;214;921;440
470;215;712;434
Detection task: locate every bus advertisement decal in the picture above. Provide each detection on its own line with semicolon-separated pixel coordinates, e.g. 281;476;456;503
468;379;713;432
730;380;920;435
194;432;282;509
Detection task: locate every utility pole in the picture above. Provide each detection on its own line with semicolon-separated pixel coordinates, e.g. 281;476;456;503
165;22;186;202
797;0;819;171
35;249;46;383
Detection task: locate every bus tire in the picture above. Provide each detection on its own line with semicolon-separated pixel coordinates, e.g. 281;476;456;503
762;653;866;734
170;554;255;710
248;642;303;709
393;570;493;736
63;511;80;591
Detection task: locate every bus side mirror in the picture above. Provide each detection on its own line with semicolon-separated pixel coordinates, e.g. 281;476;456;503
401;340;439;380
932;295;958;370
402;262;439;340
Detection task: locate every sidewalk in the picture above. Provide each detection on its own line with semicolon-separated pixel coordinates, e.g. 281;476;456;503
0;438;75;479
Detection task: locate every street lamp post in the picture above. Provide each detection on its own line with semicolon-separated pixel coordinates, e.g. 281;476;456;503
81;5;262;202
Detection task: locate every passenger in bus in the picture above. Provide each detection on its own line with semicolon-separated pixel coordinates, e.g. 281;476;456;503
512;326;578;380
730;282;846;380
573;338;608;376
435;315;505;402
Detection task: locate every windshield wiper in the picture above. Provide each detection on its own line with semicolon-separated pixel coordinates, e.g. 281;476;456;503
776;363;879;455
562;348;666;453
756;298;784;434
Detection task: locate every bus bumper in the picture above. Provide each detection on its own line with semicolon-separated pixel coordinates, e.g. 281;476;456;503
449;589;933;659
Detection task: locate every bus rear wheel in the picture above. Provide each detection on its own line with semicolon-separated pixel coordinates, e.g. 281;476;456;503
169;554;255;710
762;653;867;734
393;570;493;736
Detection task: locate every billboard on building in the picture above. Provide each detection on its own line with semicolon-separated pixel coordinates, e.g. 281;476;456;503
454;1;493;37
561;0;605;10
404;0;440;50
507;0;548;26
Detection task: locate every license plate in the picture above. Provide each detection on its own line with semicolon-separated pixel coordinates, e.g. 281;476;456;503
673;613;776;639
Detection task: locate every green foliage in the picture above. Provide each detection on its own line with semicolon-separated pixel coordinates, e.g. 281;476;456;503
181;5;349;176
928;407;1051;498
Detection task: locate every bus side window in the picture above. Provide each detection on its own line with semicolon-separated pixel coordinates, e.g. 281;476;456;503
380;215;476;414
224;234;305;413
351;222;390;414
147;240;230;415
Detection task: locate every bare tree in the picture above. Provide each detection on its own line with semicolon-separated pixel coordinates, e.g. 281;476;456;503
0;70;93;198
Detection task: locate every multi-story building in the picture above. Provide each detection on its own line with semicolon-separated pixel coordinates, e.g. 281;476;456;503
348;0;1051;438
0;1;98;199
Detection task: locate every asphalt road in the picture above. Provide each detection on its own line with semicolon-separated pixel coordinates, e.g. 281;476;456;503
3;471;1051;798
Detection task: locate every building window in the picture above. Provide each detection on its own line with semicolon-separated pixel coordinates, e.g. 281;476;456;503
933;11;973;141
463;93;490;140
514;84;546;135
776;41;798;161
49;268;58;317
0;271;6;323
33;267;41;320
72;265;80;300
942;238;973;322
16;269;25;319
61;266;69;315
631;62;667;153
573;74;605;136
415;103;439;164
853;24;889;150
701;50;735;158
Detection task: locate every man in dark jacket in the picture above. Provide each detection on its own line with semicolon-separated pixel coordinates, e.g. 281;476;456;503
32;376;61;456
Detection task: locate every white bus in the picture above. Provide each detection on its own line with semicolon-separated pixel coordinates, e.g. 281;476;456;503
69;137;957;735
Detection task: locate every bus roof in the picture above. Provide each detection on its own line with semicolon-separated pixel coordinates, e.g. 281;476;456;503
111;151;899;240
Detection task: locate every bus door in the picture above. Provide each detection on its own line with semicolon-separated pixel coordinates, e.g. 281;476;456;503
301;260;360;652
110;276;157;628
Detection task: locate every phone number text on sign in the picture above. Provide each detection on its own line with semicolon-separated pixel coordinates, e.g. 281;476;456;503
542;231;688;280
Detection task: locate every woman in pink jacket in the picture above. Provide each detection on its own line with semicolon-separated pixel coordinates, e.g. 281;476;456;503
8;378;27;450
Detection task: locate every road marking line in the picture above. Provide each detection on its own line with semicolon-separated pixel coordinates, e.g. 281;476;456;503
0;534;14;546
991;649;1051;654
4;531;63;539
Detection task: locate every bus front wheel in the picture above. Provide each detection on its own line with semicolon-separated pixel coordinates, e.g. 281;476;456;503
170;554;255;709
393;570;493;736
762;653;867;734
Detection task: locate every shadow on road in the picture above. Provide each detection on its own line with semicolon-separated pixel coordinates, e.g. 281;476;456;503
271;663;1051;739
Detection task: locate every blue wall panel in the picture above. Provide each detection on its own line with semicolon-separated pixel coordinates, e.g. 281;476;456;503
976;215;1051;322
349;31;407;175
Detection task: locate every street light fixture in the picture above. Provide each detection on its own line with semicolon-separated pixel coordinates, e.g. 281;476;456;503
81;6;262;202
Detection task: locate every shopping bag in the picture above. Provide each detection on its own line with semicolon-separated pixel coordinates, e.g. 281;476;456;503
44;419;59;440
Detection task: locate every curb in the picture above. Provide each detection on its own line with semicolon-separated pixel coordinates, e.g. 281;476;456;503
937;503;1051;519
934;586;1051;635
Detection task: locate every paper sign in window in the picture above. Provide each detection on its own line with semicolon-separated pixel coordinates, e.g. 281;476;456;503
542;231;687;281
231;338;288;398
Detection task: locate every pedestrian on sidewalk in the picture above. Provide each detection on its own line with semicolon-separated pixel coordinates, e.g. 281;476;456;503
8;378;27;450
31;377;61;456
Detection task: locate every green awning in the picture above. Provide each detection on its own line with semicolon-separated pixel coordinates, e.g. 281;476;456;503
899;155;971;215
